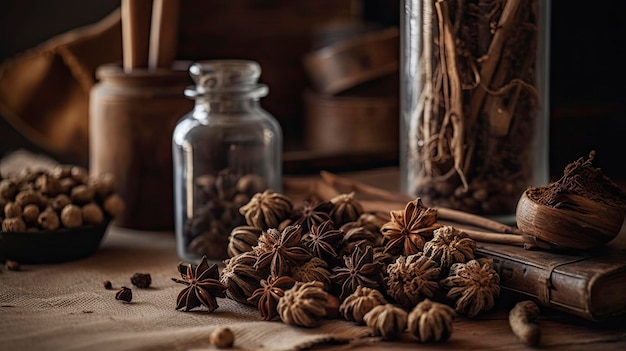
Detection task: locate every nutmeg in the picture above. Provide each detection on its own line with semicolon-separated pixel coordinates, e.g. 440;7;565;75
70;166;89;184
50;165;72;179
35;174;62;196
4;201;22;218
70;185;95;204
81;203;104;225
60;204;83;228
89;173;116;199
38;210;60;231
58;177;76;194
50;194;72;212
22;204;40;223
15;189;41;207
103;194;125;218
2;217;27;232
0;178;18;199
209;327;235;348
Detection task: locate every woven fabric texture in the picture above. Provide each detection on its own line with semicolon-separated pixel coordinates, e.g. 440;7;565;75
0;227;370;351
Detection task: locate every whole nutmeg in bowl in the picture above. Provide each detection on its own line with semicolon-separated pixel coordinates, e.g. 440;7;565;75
0;166;125;263
516;152;626;250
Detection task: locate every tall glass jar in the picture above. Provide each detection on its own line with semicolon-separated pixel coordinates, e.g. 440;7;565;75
400;0;550;220
173;60;282;263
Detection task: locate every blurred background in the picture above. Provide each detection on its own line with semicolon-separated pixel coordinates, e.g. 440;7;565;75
1;0;624;179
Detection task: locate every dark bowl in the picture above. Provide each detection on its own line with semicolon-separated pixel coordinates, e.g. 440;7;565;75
0;220;110;264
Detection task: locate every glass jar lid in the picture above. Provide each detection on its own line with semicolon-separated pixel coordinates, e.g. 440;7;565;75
184;60;269;100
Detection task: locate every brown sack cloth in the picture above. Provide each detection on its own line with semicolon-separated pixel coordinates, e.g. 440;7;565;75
0;9;121;165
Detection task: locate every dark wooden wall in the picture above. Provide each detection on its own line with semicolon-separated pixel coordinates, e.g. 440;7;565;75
1;0;625;178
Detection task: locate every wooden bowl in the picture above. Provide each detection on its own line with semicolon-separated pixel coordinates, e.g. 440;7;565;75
516;191;625;250
303;27;399;95
0;220;110;264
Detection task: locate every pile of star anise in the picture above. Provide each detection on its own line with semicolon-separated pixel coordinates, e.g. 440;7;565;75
172;190;501;339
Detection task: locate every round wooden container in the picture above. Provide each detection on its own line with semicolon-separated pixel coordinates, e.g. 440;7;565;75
303;27;399;95
303;88;399;155
89;63;193;230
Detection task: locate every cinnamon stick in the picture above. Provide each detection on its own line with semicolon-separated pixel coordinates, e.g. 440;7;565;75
121;0;153;72
463;229;549;250
466;0;522;133
318;171;526;234
319;171;412;202
148;0;180;70
435;206;522;234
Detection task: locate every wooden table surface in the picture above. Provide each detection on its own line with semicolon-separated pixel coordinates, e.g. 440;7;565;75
332;307;626;351
1;154;625;350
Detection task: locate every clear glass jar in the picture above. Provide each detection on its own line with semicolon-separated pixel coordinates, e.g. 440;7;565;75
173;60;282;263
400;0;550;220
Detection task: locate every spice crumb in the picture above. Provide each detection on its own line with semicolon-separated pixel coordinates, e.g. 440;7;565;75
130;273;152;289
115;287;132;303
209;327;235;348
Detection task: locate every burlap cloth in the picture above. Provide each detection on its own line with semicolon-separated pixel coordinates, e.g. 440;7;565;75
0;226;372;351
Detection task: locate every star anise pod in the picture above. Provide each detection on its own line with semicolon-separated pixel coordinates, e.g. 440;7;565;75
440;259;500;318
385;253;440;309
407;299;456;343
331;245;382;301
303;220;343;260
220;251;266;305
214;168;239;200
239;190;293;230
227;225;263;258
329;192;363;227
290;200;334;234
340;222;383;256
363;304;408;340
277;281;329;327
381;198;442;256
291;257;332;291
356;212;389;232
373;246;396;266
423;225;476;273
172;255;227;312
340;286;387;324
248;275;296;321
255;225;312;276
